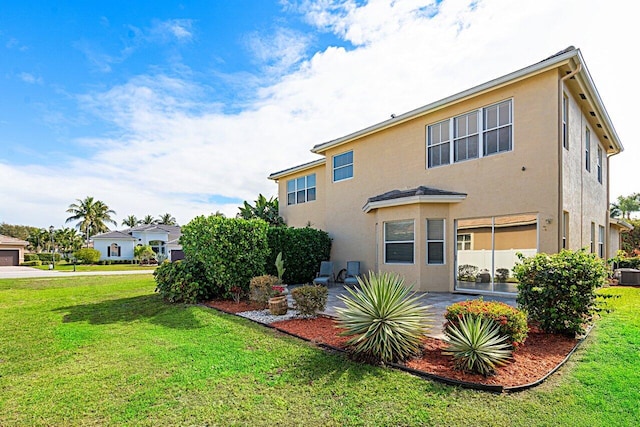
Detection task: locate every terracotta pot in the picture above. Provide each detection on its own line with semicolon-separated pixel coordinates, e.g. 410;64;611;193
268;295;288;315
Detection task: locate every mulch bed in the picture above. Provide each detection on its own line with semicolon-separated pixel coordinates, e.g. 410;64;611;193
205;300;264;313
205;300;580;390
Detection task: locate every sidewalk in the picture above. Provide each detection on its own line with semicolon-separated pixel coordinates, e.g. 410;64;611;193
0;266;155;279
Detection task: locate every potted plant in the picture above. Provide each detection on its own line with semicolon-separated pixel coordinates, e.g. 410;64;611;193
268;285;288;315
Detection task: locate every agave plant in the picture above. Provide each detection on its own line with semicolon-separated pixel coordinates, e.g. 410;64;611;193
335;271;431;364
443;314;512;376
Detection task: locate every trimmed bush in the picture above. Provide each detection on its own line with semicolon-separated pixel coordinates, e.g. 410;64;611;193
154;260;210;303
180;215;270;299
37;253;62;262
444;314;512;376
24;253;39;262
249;275;282;307
266;226;331;284
21;260;42;266
73;248;101;264
444;299;528;347
336;272;431;364
291;285;328;317
513;249;608;336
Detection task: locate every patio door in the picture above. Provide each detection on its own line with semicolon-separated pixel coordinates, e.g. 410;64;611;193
454;214;537;294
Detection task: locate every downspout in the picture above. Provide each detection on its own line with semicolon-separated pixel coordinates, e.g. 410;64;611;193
558;63;582;250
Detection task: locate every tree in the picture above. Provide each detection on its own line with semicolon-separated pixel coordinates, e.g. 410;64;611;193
55;227;83;257
141;215;157;225
27;228;50;253
621;218;640;255
237;194;285;227
612;193;640;219
0;223;40;241
65;196;117;247
122;215;139;228
134;244;156;264
157;213;177;225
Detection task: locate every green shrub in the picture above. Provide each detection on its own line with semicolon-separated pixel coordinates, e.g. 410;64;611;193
513;249;608;336
37;253;62;262
292;285;328;317
23;253;39;262
444;314;512;376
21;260;42;266
180;215;270;299
457;264;478;281
266;226;331;284
336;272;431;364
444;299;528;347
495;268;510;282
249;275;282;307
73;248;101;264
154;260;210;303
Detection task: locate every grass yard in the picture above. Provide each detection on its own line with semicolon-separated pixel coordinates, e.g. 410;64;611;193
0;276;638;426
32;263;156;272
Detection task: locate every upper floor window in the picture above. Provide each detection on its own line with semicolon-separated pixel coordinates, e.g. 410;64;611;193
585;128;591;172
287;173;316;205
384;220;414;264
427;99;512;168
333;151;353;182
562;94;569;149
426;219;445;265
597;146;603;183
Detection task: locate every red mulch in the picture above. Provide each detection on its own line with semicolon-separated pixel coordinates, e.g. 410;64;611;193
204;300;579;388
271;316;578;388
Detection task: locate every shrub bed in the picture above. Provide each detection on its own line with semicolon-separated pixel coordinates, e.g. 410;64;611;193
291;285;328;317
266;227;331;284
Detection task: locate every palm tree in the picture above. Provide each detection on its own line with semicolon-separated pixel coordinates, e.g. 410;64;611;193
141;215;157;225
55;227;83;257
615;194;640;219
122;215;139;228
157;213;177;225
65;196;117;247
237;194;285;226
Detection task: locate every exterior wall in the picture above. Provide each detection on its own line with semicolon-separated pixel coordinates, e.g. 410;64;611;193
561;80;609;255
277;163;326;229
131;231;169;246
93;239;135;261
0;244;26;265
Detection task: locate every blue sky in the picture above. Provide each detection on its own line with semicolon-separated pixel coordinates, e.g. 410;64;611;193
0;0;637;228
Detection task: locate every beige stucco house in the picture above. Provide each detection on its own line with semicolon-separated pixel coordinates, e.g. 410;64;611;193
0;234;29;266
269;47;624;295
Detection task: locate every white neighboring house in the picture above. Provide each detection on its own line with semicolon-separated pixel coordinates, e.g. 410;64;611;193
92;225;184;262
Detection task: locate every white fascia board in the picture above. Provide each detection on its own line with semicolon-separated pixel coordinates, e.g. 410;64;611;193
362;194;466;213
268;158;326;181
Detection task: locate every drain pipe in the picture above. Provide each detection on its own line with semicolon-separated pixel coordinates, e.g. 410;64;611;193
557;63;582;250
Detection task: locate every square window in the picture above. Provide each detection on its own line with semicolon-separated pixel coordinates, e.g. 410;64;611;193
333;151;354;182
385;220;414;264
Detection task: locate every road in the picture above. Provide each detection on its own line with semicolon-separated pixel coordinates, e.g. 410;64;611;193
0;266;155;279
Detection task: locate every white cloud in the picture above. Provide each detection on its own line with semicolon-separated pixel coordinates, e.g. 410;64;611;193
18;72;43;84
245;27;312;75
149;19;194;43
1;0;637;228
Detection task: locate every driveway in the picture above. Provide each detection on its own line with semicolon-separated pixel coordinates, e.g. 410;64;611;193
0;266;155;279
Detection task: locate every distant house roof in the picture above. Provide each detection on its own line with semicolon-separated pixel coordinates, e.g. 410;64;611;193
92;231;136;240
93;225;181;243
363;186;467;213
0;234;29;246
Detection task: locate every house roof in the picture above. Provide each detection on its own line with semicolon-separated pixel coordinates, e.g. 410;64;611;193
0;234;29;246
363;186;467;213
92;231;136;240
310;46;623;156
269;158;325;181
610;217;634;232
458;214;538;230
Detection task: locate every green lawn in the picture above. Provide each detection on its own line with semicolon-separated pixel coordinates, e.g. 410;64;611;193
0;276;638;426
32;263;156;272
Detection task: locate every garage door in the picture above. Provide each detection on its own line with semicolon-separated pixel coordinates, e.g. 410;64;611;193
171;250;184;262
0;250;19;266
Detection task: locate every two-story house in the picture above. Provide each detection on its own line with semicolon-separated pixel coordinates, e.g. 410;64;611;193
269;47;625;295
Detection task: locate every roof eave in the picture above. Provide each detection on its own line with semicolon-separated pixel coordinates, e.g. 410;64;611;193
268;158;325;180
363;194;466;213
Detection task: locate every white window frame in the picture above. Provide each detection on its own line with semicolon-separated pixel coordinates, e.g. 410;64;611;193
585;128;591;172
333;151;353;182
598;225;605;258
562;94;569;150
286;173;316;205
562;211;569;249
454;111;479;162
426;219;445;265
597;146;603;184
426;99;513;169
384;220;415;264
457;233;472;251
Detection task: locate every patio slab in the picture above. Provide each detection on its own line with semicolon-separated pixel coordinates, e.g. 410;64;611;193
287;283;517;339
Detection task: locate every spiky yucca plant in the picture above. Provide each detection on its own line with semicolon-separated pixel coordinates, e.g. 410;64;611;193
443;314;512;376
335;272;431;364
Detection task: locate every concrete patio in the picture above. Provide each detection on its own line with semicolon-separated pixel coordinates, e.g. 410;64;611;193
287;283;517;339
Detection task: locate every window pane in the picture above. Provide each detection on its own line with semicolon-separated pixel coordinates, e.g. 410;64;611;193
468;111;478;134
429;125;440;145
287;193;296;205
333;151;353;168
484;105;498;129
455;116;465;137
427;219;444;240
468;135;479;158
498;101;511;126
307;173;316;187
441;143;450;164
484;129;498;155
333;165;353;181
386;243;414;263
297;190;306;204
427;242;444;264
386;221;414;241
307;187;316;201
498;127;512;152
429;146;440;167
296;177;306;189
287;180;295;192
